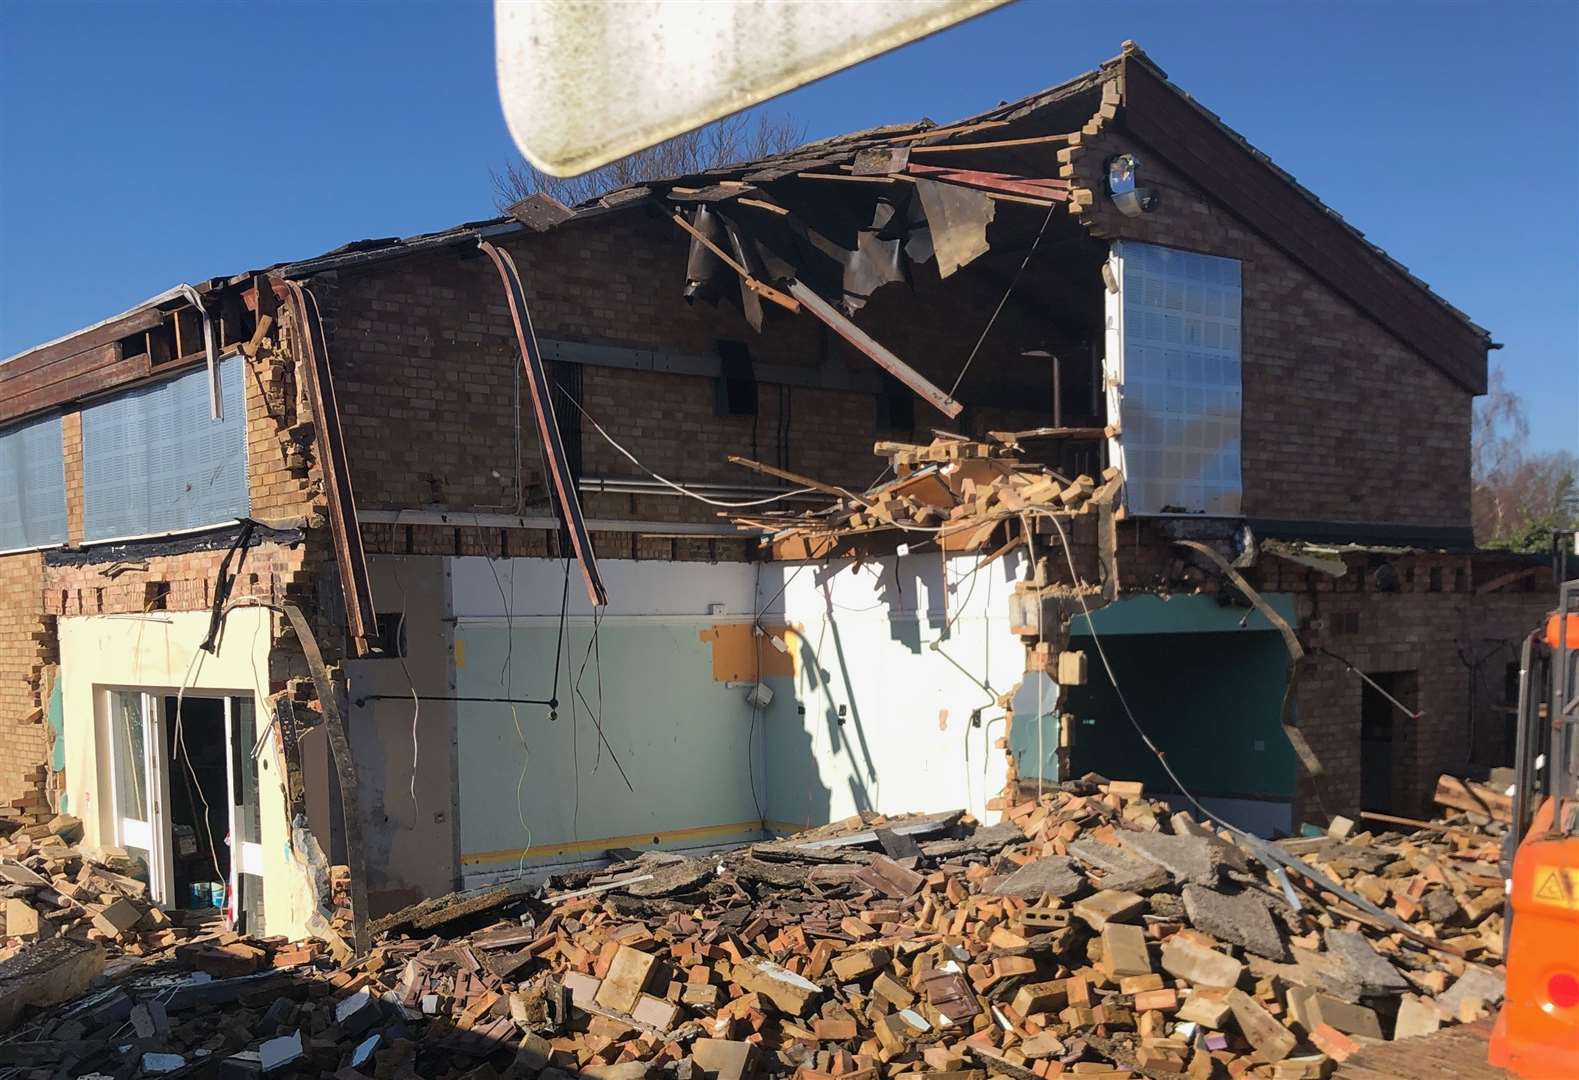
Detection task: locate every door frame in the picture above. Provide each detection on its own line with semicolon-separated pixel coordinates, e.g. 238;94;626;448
103;687;174;906
102;687;263;926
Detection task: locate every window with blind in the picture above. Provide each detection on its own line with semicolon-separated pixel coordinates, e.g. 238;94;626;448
81;356;249;541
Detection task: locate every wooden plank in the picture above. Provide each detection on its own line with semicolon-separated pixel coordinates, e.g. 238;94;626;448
1433;775;1512;824
0;343;123;398
0;349;153;425
786;280;963;419
1;306;164;380
1118;56;1486;393
908;131;1080;154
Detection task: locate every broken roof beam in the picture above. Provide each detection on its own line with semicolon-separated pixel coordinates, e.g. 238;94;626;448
785;280;964;419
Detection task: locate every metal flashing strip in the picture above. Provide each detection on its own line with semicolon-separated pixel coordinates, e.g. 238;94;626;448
356;508;756;536
43;519;301;567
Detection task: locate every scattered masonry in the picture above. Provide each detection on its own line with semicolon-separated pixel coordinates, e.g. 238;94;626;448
731;435;1121;565
0;776;1509;1079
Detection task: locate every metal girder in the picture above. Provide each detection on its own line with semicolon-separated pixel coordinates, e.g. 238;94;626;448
477;239;608;607
786;280;964;419
280;280;380;656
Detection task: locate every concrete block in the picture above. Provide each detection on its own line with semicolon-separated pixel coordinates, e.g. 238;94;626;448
3;899;40;939
732;958;821;1016
1320;930;1408;994
1176;989;1232;1028
1121;832;1219;885
562;970;601;1008
691;1038;756;1080
1073;889;1144;929
596;946;658;1013
992;856;1084;900
1161;933;1244;989
1100;923;1152;978
1392;996;1442;1040
1305;994;1381;1040
1183;885;1285;960
1068;840;1169;893
1438;965;1504;1015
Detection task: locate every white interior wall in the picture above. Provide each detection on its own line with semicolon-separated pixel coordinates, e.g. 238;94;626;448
449;550;1022;881
760;550;1024;827
57;609;321;939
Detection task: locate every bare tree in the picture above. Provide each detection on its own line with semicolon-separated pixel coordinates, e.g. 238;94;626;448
1472;368;1579;550
493;111;807;210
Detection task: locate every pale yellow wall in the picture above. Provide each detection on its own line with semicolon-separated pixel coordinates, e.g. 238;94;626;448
58;609;321;941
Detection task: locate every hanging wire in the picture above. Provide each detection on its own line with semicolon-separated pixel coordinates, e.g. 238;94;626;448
945;201;1058;399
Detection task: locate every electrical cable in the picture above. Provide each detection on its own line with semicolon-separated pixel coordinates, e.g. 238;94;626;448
172;645;228;896
391;562;421;817
557;388;818;508
1038;508;1242;835
946;201;1058;399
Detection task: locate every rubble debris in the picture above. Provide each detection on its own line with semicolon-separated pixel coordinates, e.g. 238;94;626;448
730;436;1121;560
0;788;1510;1077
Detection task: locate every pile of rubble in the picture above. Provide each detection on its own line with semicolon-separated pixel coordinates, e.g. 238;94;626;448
731;435;1121;557
0;780;1508;1079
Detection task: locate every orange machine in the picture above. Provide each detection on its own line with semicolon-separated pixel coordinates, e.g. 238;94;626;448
1490;600;1579;1076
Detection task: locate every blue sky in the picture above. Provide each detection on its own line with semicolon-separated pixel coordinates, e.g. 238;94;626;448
2;0;1574;451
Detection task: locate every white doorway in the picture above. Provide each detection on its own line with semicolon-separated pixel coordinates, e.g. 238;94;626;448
104;689;267;933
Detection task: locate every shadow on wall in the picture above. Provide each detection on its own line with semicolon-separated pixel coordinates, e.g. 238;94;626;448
756;550;1026;830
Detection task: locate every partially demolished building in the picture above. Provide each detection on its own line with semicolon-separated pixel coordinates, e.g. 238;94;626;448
0;44;1552;941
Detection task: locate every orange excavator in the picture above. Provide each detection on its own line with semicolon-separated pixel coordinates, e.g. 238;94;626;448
1490;569;1579;1076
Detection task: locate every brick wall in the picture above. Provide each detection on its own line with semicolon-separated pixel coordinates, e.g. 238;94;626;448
1279;554;1552;824
0;552;52;805
314;210;1064;524
1073;133;1476;530
0;320;328;800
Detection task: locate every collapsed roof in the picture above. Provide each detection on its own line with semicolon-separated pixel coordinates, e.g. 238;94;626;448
2;41;1493;430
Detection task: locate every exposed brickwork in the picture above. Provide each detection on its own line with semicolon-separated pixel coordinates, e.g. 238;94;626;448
1070;131;1475;530
0;552;51;804
314;212;1062;522
61;409;82;544
1282;554;1553;824
0;322;330;797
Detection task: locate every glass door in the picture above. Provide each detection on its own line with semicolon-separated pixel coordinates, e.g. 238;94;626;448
226;697;266;934
108;690;171;904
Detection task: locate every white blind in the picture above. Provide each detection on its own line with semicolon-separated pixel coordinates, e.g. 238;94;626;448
82;357;249;541
0;412;67;550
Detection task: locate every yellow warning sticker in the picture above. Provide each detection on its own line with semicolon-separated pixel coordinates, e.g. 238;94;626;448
1531;866;1579;910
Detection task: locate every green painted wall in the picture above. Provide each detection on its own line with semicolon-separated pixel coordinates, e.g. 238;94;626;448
455;622;764;870
1010;594;1298;793
1073;593;1298;637
1065;628;1294;798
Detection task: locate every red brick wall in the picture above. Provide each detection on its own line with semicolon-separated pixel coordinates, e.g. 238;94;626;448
1277;553;1553;824
1073;133;1476;530
0;552;52;805
0;326;327;801
313;211;1064;523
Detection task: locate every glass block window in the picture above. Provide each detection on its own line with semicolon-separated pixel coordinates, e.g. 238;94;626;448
82;356;249;541
1104;241;1243;515
0;411;67;551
